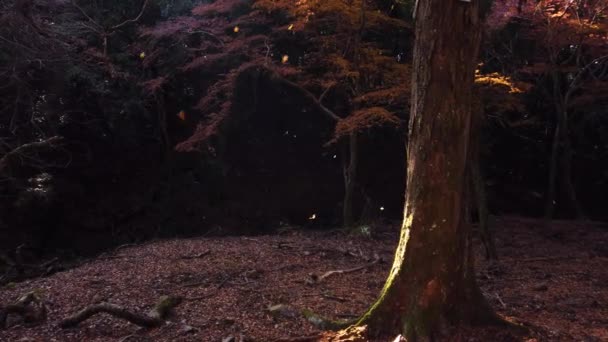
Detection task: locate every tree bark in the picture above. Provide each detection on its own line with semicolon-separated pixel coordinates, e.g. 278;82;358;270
355;0;498;339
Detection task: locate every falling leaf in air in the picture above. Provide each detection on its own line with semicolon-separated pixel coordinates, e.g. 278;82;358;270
288;24;294;31
139;52;145;59
281;55;289;64
177;110;186;121
233;26;239;33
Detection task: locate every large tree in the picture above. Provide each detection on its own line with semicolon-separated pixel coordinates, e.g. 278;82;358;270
354;0;499;339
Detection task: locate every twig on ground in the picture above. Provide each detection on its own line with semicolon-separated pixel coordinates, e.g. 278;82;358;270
321;293;348;302
179;250;210;260
115;243;138;252
118;334;138;342
510;256;578;263
97;243;139;260
217;273;233;289
308;256;381;284
182;280;207;288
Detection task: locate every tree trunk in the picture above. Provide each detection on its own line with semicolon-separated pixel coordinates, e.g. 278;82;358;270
154;93;171;162
545;88;584;220
545;117;560;220
545;67;564;221
356;0;497;338
470;93;496;260
343;131;358;228
342;0;365;228
470;154;497;260
559;120;585;219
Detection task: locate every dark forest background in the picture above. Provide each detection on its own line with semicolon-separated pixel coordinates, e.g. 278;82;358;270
1;0;607;257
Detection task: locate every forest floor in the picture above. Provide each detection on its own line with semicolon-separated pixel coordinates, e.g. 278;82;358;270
0;216;606;341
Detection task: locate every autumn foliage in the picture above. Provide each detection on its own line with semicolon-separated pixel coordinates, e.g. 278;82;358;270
137;0;411;153
1;0;608;252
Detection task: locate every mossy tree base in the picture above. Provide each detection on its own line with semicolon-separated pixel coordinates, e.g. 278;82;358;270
346;0;502;340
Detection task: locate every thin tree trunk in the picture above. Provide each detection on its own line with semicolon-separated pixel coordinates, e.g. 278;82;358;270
545;115;560;220
154;94;171;162
470;96;496;260
343;131;358;228
470;155;497;260
545;66;565;221
355;0;498;338
545;64;585;220
342;0;365;228
559;127;584;219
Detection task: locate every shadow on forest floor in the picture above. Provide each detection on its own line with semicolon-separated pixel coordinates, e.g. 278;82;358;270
0;216;606;341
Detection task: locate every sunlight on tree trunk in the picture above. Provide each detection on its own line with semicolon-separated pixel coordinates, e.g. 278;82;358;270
355;0;499;338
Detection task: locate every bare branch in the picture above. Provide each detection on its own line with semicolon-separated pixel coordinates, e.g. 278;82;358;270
188;30;224;46
110;0;149;31
70;0;102;32
565;55;608;105
0;136;64;175
265;69;342;121
318;83;335;104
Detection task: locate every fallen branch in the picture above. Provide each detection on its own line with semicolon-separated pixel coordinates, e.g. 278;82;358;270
321;293;347;302
59;295;181;328
0;292;47;329
309;256;381;284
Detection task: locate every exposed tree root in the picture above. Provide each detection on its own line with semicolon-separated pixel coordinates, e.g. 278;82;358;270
59;295;181;328
0;292;47;329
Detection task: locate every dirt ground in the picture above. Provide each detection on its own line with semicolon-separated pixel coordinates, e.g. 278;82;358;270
0;216;606;341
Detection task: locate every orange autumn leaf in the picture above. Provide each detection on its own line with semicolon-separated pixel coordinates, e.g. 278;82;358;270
177;110;186;121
